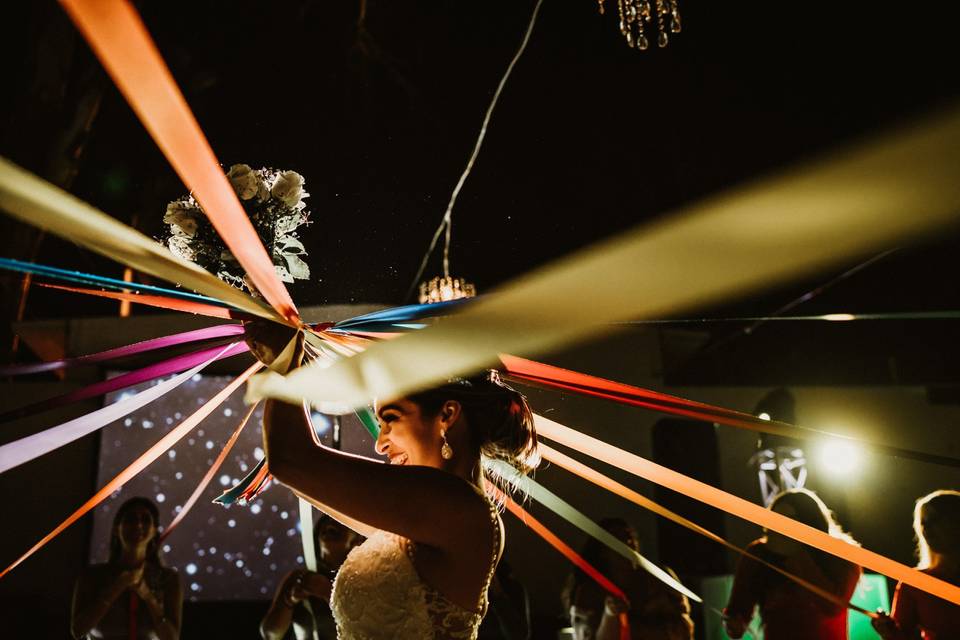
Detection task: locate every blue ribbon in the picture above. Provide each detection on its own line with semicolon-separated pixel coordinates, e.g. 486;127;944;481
0;257;233;307
335;298;473;329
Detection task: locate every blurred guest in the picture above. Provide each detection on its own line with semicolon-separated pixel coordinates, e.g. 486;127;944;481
260;514;363;640
478;560;531;640
723;488;861;640
873;489;960;640
562;518;693;640
71;496;182;640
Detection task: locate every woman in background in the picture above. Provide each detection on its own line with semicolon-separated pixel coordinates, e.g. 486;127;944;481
261;514;363;640
873;489;960;639
71;496;182;640
562;517;693;640
723;488;861;640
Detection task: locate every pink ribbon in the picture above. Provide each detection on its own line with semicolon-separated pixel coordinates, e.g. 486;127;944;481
0;343;236;474
0;342;248;423
0;324;243;376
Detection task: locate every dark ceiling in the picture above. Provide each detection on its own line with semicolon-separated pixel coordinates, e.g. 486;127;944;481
2;1;959;383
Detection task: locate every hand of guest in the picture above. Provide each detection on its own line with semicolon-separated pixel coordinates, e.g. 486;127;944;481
133;577;153;601
722;612;748;639
243;319;304;371
115;565;145;590
282;570;309;606
870;611;900;639
300;571;333;601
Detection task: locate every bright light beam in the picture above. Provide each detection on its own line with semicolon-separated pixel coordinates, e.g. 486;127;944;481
817;438;864;476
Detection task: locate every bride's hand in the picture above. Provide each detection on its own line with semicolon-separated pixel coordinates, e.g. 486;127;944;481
243;320;304;371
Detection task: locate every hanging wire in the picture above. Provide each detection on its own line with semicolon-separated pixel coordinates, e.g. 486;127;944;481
701;248;899;354
404;0;546;302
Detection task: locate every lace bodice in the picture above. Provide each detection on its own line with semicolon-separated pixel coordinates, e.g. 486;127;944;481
331;506;499;640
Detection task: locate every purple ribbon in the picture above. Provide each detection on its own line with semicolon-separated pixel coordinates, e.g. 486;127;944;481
0;324;244;376
0;341;250;423
0;343;236;475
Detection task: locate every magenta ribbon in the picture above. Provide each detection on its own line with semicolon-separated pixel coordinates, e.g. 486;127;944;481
0;341;250;423
0;324;244;376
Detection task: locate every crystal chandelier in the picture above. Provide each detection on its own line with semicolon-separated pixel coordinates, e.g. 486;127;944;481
418;276;477;305
597;0;681;50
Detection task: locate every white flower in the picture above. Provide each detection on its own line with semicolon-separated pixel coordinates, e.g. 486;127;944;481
256;179;271;203
167;235;196;261
270;171;305;208
163;202;199;234
173;217;198;237
227;164;261;200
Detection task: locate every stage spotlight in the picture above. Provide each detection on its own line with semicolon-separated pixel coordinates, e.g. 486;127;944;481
817;439;863;476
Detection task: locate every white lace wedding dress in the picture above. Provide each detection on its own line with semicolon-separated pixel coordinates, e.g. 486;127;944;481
330;504;500;640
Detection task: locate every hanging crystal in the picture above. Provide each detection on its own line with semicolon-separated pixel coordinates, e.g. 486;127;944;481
418;276;477;305
599;0;678;51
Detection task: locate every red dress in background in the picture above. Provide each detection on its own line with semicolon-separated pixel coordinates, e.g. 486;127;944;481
724;539;861;640
890;567;960;640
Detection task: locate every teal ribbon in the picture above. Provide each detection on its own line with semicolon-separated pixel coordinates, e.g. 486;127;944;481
486;459;701;603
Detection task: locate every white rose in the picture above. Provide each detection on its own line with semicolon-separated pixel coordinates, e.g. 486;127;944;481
256;179;271;202
226;164;260;200
167;235;195;261
270;171;305;208
164;202;192;225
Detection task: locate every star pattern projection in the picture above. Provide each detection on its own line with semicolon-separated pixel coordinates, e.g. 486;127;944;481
89;373;376;601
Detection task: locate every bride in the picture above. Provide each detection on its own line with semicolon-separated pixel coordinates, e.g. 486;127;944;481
246;324;539;639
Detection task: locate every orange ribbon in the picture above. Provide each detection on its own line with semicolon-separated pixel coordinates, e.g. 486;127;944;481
534;414;960;606
539;442;875;617
59;0;299;325
0;361;262;578
498;491;631;640
38;282;242;319
160;401;260;542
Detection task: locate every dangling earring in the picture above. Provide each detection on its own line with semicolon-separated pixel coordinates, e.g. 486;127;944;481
440;429;454;460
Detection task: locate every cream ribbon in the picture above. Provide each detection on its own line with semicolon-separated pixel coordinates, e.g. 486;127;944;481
247;107;960;410
0;157;281;322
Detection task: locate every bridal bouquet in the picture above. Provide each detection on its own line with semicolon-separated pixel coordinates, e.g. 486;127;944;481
162;164;312;291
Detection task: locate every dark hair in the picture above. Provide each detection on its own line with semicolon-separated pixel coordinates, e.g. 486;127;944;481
406;369;540;475
109;496;163;566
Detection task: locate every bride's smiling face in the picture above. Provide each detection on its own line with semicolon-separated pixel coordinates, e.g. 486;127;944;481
374;398;443;468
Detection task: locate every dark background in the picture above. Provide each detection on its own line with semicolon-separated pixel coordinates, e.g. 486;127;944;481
2;1;960;638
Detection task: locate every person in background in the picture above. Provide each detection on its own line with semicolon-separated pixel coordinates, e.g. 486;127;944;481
723;488;861;640
562;518;693;640
477;560;532;640
71;496;182;640
872;489;960;640
261;514;363;640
